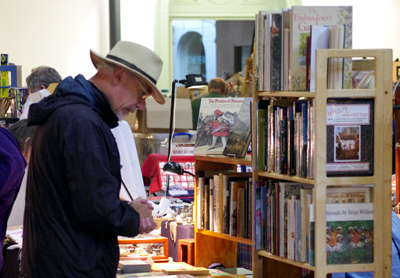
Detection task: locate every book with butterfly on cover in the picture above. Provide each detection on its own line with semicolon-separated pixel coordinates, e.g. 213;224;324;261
223;97;252;158
326;98;374;177
194;97;245;155
290;6;353;91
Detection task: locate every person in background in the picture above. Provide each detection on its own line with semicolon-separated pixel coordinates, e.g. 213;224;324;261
8;67;62;227
21;41;163;277
20;66;62;120
191;77;227;130
0;120;36;274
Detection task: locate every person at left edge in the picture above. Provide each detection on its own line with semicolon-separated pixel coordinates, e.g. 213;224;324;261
21;41;164;278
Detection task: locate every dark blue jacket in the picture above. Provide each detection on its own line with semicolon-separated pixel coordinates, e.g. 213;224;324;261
0;127;26;271
21;75;140;278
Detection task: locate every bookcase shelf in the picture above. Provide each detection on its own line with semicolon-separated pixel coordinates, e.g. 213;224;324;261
252;48;393;278
193;49;392;278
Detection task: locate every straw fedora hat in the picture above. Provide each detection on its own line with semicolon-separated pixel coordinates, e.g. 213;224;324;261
90;41;165;104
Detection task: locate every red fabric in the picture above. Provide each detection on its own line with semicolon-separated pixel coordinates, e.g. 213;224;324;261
141;154;194;194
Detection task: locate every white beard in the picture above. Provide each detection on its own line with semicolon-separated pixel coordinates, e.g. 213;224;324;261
116;111;126;121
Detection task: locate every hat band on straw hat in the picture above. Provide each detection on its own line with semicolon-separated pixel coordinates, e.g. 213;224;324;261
106;54;157;85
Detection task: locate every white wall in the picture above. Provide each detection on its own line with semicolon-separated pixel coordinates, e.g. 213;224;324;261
0;0;155;86
1;0;399;87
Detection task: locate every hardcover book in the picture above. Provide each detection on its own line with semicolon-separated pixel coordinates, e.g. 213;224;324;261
290;6;352;91
223;97;252;158
194;97;245;155
310;203;374;265
326;98;374;176
270;13;282;91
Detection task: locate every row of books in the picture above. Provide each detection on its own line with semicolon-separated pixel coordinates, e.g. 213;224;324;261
255;97;374;177
254;5;353;92
196;171;252;239
254;181;374;266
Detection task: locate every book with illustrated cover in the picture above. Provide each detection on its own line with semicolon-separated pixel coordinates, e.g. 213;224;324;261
290;6;352;91
326;98;374;176
310;203;374;266
223;97;252;158
194;97;244;155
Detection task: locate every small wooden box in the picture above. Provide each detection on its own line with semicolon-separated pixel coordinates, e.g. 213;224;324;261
118;234;168;261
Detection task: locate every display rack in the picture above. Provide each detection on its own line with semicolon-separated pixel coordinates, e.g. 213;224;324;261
193;49;393;278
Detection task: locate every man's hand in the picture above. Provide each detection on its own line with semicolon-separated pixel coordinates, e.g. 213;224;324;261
128;197;157;233
128;197;153;220
139;215;157;234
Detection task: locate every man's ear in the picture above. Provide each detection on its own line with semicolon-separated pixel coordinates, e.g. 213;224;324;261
113;66;125;85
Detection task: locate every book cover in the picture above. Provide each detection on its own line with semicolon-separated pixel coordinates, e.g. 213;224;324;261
223;97;252;158
326;98;374;176
270;12;282;91
309;25;330;92
290;6;352;91
309;202;374;266
194;97;245;155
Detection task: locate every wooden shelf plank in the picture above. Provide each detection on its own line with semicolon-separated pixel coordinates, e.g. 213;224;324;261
258;251;316;271
196;229;252;245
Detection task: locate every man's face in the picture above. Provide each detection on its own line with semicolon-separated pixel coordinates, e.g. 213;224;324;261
110;69;151;120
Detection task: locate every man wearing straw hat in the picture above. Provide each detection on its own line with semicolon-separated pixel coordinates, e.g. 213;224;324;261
21;41;164;277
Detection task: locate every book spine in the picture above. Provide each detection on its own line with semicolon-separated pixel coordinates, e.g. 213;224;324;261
270;13;282;91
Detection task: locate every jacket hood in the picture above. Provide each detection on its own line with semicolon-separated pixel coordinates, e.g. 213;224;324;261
27;74;118;128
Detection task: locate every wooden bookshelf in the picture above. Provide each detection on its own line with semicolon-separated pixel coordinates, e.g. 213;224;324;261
193;49;392;278
252;49;393;278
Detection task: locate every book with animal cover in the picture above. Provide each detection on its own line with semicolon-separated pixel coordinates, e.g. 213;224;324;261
194;97;245;155
290;6;353;91
221;172;252;235
326;98;374;177
118;259;151;274
309;203;374;266
223;97;252;158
